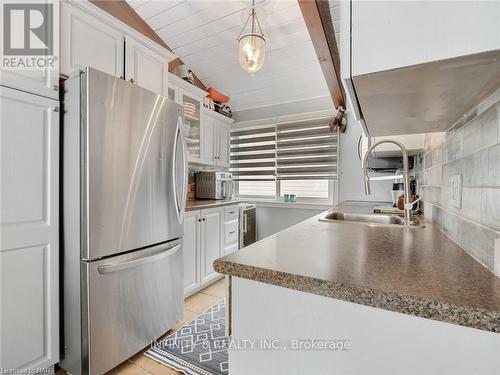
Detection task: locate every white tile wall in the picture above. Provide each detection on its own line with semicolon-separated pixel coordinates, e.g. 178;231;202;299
416;91;500;275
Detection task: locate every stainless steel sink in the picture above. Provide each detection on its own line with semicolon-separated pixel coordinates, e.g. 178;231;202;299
319;212;421;226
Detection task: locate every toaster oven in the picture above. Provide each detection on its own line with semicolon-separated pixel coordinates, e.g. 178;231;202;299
195;171;234;200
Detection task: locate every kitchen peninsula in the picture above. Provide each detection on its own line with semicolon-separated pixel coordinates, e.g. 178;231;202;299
214;202;500;375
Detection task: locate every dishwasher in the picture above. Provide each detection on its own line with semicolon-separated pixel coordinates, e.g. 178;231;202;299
239;203;256;248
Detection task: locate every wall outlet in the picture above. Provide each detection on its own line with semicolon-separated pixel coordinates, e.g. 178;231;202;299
450;174;462;209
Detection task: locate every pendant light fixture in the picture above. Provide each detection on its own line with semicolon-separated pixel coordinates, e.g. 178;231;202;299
237;0;265;75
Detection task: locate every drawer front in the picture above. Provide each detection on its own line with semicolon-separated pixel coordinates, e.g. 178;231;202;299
85;240;183;374
224;205;239;222
224;221;239;245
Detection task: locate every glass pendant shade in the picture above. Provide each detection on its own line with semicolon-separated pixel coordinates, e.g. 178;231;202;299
238;33;266;74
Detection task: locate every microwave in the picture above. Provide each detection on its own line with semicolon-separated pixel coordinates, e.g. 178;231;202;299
195;171;234;200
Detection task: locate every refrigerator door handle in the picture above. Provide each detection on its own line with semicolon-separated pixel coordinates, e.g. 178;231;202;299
97;243;181;274
243;213;248;233
172;115;188;223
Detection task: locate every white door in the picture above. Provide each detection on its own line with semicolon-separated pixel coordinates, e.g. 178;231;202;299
125;36;169;96
200;208;223;284
0;87;59;370
61;1;124;78
217;124;231;168
184;211;201;296
201;112;216;165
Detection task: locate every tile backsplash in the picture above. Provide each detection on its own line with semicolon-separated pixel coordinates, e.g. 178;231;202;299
415;88;500;275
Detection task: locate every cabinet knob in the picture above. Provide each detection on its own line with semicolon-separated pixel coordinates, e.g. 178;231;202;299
53;106;59;112
119;76;124;80
198;218;202;222
53;85;59;91
202;218;206;221
130;78;135;83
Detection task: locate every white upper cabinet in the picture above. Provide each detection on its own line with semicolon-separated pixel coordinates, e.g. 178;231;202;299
61;1;124;78
201;108;234;167
168;73;234;167
340;0;500;137
0;87;59;371
201;110;216;164
61;0;175;95
351;1;500;76
125;36;169;96
217;124;231;168
0;0;60;100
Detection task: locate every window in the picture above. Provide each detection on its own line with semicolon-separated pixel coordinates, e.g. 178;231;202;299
231;117;338;202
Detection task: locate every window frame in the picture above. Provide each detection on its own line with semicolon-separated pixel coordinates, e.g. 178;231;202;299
232;112;339;206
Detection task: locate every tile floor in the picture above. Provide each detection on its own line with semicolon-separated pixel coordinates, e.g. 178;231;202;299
56;278;225;375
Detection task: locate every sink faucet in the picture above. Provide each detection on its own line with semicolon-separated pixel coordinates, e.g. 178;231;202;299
362;140;413;225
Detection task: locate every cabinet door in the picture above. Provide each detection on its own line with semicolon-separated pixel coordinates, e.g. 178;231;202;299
183;211;201;296
0;1;60;99
201;112;216;165
200;208;223;284
217;124;231;168
61;1;124;78
0;87;59;370
125;36;168;96
182;91;202;163
351;1;500;76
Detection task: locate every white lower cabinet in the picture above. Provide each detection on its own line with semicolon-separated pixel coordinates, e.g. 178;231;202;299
183;211;201;296
223;205;240;255
183;207;224;296
0;87;59;370
201;208;224;284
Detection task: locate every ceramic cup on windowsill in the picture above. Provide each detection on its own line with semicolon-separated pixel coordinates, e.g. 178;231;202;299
283;194;297;203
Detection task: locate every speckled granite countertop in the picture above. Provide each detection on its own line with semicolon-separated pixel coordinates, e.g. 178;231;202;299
214;201;500;333
185;199;240;211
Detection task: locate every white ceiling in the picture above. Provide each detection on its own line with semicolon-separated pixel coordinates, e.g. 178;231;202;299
126;0;331;112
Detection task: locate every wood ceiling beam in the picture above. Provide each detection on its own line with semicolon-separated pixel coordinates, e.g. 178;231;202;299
297;0;345;108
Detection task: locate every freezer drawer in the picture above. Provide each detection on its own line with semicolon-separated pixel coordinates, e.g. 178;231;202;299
83;240;183;375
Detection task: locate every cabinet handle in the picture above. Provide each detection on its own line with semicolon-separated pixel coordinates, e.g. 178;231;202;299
229;211;235;214
53;85;59;91
229;230;235;234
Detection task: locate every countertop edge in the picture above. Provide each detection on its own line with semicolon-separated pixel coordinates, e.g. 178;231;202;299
185;200;240;211
214;259;500;333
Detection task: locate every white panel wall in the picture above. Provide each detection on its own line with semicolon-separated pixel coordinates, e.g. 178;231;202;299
338;109;393;203
256;206;324;241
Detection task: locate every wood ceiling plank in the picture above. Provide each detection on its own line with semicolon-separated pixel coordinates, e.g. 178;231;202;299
156;2;246;41
297;0;344;107
135;0;185;20
175;16;308;58
168;2;300;51
147;1;215;31
189;38;317;78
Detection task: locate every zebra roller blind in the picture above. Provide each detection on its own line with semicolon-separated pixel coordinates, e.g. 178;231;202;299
230;116;337;184
276;117;337;180
230;125;276;182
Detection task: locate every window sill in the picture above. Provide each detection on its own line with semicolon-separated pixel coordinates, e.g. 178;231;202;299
236;198;332;210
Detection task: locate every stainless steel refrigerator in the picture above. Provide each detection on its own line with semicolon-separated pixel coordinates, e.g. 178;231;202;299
61;68;187;375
